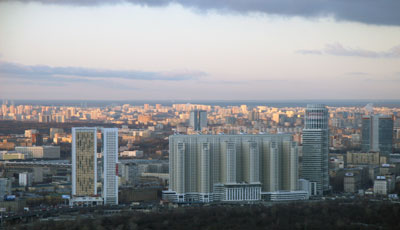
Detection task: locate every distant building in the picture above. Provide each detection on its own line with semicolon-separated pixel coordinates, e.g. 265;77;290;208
344;172;361;193
189;110;207;131
19;172;33;186
138;115;152;123
298;179;317;196
31;133;43;146
119;162;139;186
50;128;65;138
120;150;143;158
346;152;380;165
102;128;119;205
0;140;15;150
373;175;395;196
15;146;60;159
362;115;393;156
72;127;97;197
0;178;12;197
374;176;389;195
39;114;52;123
164;134;302;203
24;129;38;138
0;151;25;160
302;104;329;195
249;110;260;121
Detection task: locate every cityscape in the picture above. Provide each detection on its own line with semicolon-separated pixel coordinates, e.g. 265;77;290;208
0;100;399;228
1;0;400;229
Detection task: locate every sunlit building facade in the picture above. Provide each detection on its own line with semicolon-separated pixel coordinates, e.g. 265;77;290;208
72;127;97;196
164;134;301;203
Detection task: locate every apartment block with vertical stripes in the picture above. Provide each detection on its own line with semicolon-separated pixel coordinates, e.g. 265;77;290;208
163;134;307;203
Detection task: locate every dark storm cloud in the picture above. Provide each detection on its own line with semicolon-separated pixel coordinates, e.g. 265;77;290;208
0;61;206;81
4;0;400;26
297;43;400;58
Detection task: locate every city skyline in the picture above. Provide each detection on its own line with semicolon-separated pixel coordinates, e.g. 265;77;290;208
1;1;400;100
0;0;399;220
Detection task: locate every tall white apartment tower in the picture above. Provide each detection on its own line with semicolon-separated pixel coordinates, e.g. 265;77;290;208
302;104;329;195
72;127;97;196
102;128;119;205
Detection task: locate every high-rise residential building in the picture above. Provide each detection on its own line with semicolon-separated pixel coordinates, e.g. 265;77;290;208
361;115;393;156
302;104;329;195
102;128;119;205
163;134;304;203
72;127;97;197
189;110;207;131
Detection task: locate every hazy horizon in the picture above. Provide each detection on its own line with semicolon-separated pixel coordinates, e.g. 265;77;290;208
3;98;400;108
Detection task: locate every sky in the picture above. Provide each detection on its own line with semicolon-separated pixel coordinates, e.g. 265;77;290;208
0;0;399;100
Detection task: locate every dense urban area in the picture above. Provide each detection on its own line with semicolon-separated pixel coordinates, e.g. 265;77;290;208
1;100;400;228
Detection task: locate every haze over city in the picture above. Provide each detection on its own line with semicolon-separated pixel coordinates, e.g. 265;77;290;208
1;1;400;229
1;0;400;100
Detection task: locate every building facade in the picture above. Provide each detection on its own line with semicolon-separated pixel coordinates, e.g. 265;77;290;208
361;115;393;156
346;151;380;165
72;127;97;197
189;110;207;131
302;104;329;195
102;128;119;205
164;134;300;203
15;146;60;159
0;178;12;197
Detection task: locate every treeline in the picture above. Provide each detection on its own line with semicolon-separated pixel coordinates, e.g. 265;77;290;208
26;196;64;207
14;201;400;230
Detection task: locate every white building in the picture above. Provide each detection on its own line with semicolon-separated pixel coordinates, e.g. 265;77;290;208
120;150;143;158
262;191;309;201
102;128;119;205
15;146;60;159
163;134;303;203
374;176;388;195
373;175;395;196
19;172;33;186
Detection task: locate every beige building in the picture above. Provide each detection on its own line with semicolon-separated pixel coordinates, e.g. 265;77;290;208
72;127;97;196
0;152;25;160
346;152;380;165
344;172;361;193
373;176;388;195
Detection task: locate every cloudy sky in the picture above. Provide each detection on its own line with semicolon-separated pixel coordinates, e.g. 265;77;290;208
0;0;399;100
